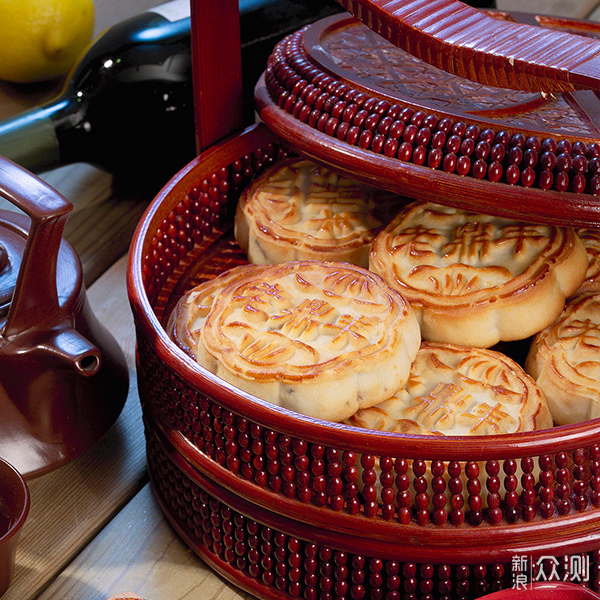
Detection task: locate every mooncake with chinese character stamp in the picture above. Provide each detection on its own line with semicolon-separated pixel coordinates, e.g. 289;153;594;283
369;201;588;348
347;342;552;435
525;293;600;425
573;228;600;296
198;260;421;422
234;158;403;267
167;264;267;359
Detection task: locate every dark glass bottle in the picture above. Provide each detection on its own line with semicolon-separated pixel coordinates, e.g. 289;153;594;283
0;0;345;187
0;0;195;188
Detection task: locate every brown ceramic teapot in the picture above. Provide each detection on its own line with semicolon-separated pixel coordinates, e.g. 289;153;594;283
0;156;128;478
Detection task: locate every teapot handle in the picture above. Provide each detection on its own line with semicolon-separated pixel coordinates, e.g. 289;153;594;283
0;156;73;338
335;0;600;93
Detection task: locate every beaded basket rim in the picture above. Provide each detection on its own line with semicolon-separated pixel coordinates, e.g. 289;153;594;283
146;402;600;561
127;122;600;460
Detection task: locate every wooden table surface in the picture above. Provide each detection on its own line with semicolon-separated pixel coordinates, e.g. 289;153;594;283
2;1;600;600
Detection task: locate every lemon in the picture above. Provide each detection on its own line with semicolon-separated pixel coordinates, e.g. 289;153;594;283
0;0;94;83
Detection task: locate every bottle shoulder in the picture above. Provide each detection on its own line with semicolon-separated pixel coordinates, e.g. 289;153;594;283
66;14;191;94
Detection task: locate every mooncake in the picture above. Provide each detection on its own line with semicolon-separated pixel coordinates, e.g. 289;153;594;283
347;342;552;435
235;158;403;267
195;260;421;422
526;293;600;425
369;201;588;348
167;264;267;358
573;228;600;296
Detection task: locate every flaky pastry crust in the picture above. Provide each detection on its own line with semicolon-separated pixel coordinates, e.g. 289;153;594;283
370;201;588;348
167;264;267;357
574;228;600;296
526;293;600;425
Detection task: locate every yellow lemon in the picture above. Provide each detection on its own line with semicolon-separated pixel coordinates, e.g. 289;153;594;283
0;0;94;83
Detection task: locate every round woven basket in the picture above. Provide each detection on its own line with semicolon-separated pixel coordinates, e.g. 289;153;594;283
128;120;600;600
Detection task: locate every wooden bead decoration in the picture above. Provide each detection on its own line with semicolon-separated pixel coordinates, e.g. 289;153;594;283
431;460;447;526
503;459;519;524
142;142;278;305
278;435;294;499
447;461;464;526
539;454;556;519
361;454;378;518
591;445;600;509
341;451;360;516
379;456;395;521
455;564;470;599
147;423;600;600
555;451;571;516
573;448;589;512
394;458;411;525
520;456;536;522
412;459;430;526
369;557;384;600
485;460;502;525
465;461;482;525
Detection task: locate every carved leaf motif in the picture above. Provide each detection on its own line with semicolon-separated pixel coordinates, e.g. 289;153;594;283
320;22;595;135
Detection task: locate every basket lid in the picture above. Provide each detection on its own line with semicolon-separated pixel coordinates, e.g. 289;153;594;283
255;4;600;227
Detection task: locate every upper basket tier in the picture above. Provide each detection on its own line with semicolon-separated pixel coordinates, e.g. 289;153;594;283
255;4;600;227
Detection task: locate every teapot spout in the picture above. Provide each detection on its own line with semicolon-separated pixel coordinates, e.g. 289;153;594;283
41;328;101;376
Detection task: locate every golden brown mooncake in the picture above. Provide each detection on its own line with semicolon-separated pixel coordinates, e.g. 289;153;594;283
197;260;421;422
574;228;600;296
369;201;588;348
167;264;267;358
525;293;600;425
347;342;553;435
234;158;403;267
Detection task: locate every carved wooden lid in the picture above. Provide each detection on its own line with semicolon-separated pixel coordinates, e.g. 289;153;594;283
254;10;600;227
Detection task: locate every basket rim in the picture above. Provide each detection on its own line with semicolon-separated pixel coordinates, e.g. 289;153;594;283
146;402;600;552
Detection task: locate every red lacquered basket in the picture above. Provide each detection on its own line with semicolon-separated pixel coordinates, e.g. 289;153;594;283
128;2;600;599
128;122;600;600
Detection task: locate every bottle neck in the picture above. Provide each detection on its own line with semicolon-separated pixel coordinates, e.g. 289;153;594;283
0;103;63;173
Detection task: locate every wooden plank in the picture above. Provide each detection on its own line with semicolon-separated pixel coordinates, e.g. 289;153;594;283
36;484;252;600
2;255;148;600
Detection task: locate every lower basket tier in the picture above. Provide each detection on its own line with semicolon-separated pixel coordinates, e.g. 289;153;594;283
145;423;600;600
